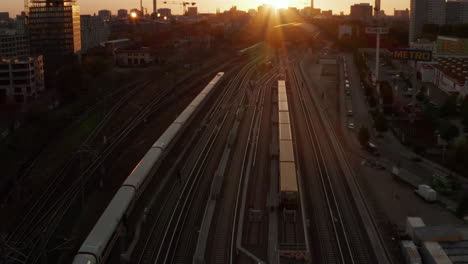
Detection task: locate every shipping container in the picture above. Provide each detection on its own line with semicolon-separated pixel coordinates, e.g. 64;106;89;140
401;240;422;264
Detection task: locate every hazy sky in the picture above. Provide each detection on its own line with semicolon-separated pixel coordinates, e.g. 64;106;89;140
1;0;409;16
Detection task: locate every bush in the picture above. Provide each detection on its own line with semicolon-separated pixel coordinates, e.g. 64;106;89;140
456;195;468;219
358;126;370;147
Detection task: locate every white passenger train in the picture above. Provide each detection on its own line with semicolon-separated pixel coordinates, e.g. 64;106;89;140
72;72;224;264
277;80;299;209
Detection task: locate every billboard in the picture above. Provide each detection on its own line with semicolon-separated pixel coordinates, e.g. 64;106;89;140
365;27;389;34
393;49;432;61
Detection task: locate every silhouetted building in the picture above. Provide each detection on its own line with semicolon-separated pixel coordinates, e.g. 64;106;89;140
410;0;445;42
80;15;110;53
115;47;153;66
350;3;373;22
0;55;45;104
0;34;30;58
322;10;332;18
187;7;198;16
28;0;82;66
394;8;409;20
446;0;468;24
157;8;172;17
117;9;128;18
0;13;9;22
98;9;112;21
15;12;27;34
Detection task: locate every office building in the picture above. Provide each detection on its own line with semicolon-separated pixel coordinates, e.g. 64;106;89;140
157;8;172;17
446;0;468;24
118;9;128;18
80;15;110;53
350;3;373;22
15;13;27;34
187;7;198;16
0;13;9;22
0;56;45;104
410;0;446;42
98;9;112;21
28;0;81;66
0;34;30;58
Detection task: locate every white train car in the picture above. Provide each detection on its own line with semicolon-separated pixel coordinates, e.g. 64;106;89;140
277;80;299;209
72;72;224;264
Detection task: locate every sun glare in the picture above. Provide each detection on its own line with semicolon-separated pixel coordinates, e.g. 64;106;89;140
263;0;289;9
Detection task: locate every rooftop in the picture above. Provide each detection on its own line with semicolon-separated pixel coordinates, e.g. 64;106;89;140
434;57;468;85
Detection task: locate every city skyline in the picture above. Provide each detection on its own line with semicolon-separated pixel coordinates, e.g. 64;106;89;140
2;0;409;16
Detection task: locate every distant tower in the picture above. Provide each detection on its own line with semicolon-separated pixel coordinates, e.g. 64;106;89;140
153;0;157;16
375;0;380;17
311;0;314;9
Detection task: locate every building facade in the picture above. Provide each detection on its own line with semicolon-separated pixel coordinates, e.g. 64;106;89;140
0;34;30;58
419;57;468;97
0;13;9;22
115;47;153;66
446;0;468;24
436;35;468;56
28;0;81;66
80;15;110;53
0;56;45;104
410;0;446;43
350;3;373;22
117;9;128;18
157;8;172;17
98;9;112;21
187;7;198;16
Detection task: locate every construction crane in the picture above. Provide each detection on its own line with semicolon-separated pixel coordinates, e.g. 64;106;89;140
163;1;196;15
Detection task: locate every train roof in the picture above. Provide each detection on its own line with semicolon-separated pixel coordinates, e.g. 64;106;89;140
152;123;182;150
278;92;288;102
279;139;295;162
280;161;298;192
122;147;162;189
278;112;290;124
278;101;289;112
78;186;135;257
279;124;292;141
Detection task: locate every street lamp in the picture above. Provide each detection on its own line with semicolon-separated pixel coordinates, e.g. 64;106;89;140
130;12;138;18
164;16;168;20
157;13;161;17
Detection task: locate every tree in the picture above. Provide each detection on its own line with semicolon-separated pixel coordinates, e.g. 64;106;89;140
456;195;468;219
374;112;388;132
423;103;440;132
368;95;377;108
358;126;370;147
439;121;460;143
440;95;458;117
84;55;110;77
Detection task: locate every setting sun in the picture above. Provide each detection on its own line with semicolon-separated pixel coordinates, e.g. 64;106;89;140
260;0;290;9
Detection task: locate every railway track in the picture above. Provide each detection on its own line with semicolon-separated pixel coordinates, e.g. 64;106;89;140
288;58;373;264
3;59;237;264
242;70;277;249
133;56;266;264
288;61;353;264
